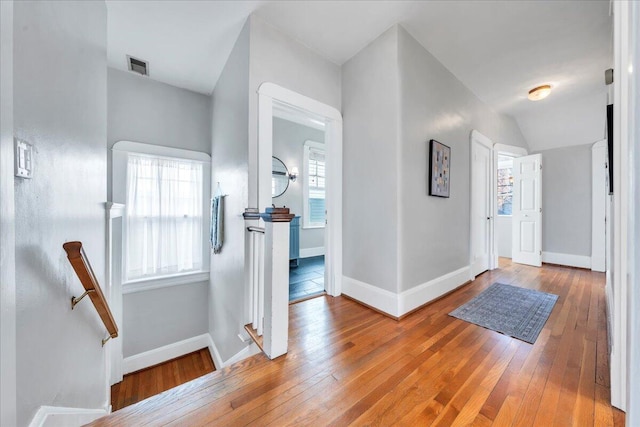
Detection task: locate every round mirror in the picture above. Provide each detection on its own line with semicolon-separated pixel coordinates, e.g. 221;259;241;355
272;156;289;198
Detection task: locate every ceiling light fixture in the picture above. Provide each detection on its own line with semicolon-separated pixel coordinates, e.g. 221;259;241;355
528;85;552;101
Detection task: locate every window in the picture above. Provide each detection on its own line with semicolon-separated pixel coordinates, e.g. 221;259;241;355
303;140;325;228
497;155;514;216
126;154;204;281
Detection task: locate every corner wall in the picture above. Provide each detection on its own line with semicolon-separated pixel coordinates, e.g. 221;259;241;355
209;20;251;363
13;1;108;424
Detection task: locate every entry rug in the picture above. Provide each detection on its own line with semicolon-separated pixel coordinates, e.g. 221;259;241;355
449;282;558;344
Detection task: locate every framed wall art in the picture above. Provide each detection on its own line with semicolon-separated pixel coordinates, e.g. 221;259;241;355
429;139;451;198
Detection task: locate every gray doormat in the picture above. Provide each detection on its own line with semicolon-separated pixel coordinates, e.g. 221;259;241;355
449;282;558;344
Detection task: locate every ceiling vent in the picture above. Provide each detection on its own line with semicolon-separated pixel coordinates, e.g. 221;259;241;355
127;55;149;76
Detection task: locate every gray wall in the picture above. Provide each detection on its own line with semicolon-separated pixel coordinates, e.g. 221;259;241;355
123;284;208;356
13;2;108;424
107;68;211;200
0;1;16;425
342;26;400;292
248;15;342;208
537;144;592;256
107;67;211;357
209;20;251;363
398;26;529;290
272;117;325;251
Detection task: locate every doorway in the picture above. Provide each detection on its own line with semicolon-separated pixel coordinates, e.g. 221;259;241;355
257;83;343;300
269;108;327;302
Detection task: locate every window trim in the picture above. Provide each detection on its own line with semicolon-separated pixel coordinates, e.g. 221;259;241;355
112;140;211;291
302;140;325;229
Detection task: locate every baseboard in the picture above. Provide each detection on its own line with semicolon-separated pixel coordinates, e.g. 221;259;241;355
123;334;212;374
342;275;400;317
208;335;260;369
299;247;325;258
342;266;472;319
542;252;591;269
398;266;472;315
29;405;110;427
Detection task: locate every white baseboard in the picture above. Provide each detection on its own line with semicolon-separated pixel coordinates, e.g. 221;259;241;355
399;266;471;315
299;247;325;258
30;406;110;427
208;335;261;369
342;275;400;317
542;251;591;269
343;266;472;318
123;334;212;374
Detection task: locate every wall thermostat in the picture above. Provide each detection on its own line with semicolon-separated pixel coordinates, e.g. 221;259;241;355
14;138;33;179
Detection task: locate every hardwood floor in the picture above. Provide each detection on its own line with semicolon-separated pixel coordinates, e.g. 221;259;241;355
92;259;624;426
110;348;215;411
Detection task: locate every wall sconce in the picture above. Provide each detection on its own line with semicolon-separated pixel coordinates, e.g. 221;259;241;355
289;167;299;182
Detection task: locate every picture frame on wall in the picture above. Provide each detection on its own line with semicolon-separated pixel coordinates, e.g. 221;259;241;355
429;139;451;198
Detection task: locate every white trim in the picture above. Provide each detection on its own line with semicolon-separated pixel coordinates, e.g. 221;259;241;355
258;82;342;121
591;140;607;272
343;266;471;318
493;143;528;158
542;252;591;269
112;140;211;162
302;140;326;229
29;406;110;427
208;335;260;369
342;276;399;317
399;266;472;315
123;333;212;374
122;271;209;294
299;247;325;258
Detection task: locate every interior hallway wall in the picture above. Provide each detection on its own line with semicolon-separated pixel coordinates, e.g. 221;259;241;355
13;1;108;424
107;68;211;357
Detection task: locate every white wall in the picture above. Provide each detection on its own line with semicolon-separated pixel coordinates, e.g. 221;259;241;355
342;26;400;293
272;117;325;252
496;215;512;258
209;20;251;363
107;68;211;357
247;15;342;209
398;26;528;291
517;89;607;152
536;144;592;257
13;1;108;424
0;1;17;425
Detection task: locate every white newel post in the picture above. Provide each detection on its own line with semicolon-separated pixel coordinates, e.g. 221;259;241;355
260;208;294;359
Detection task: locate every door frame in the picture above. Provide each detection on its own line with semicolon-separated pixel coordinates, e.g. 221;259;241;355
493;143;529;265
469;130;496;279
257;83;343;296
591;140;607;272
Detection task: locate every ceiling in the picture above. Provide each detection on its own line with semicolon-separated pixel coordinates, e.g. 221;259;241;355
106;0;613;150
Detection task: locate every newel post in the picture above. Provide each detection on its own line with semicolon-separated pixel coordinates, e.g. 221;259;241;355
260;207;294;359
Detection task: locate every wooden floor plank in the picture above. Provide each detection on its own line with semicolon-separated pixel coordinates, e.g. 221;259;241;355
91;259;624;426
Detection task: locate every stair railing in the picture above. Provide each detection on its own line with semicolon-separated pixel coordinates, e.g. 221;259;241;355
63;241;118;346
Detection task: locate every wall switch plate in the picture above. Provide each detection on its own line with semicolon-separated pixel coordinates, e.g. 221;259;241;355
14;138;33;179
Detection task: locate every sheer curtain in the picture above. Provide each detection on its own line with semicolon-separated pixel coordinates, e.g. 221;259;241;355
126;154;203;280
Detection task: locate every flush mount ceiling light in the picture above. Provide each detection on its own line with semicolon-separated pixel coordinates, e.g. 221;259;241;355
528;85;552;101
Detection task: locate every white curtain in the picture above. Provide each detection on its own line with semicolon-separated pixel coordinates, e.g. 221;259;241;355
126;154;203;280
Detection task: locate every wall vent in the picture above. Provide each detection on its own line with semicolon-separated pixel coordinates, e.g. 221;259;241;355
127;55;149;76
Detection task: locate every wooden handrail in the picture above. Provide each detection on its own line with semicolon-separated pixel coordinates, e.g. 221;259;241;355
63;241;118;346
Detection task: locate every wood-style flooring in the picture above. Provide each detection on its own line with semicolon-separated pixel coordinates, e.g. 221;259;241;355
110;348;215;411
92;259;624;426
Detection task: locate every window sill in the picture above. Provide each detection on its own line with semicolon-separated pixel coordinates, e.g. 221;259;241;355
302;224;325;230
123;271;210;294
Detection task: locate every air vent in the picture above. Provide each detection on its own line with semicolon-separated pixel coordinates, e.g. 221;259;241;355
127;55;148;76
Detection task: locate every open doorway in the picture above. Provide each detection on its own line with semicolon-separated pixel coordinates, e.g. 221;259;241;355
270;111;327;302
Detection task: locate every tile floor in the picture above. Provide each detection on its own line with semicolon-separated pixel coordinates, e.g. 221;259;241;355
289;255;325;302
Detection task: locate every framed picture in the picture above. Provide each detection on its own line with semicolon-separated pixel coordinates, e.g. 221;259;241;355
429;139;451;198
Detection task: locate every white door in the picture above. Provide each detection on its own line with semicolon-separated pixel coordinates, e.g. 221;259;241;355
512;154;542;266
471;137;492;276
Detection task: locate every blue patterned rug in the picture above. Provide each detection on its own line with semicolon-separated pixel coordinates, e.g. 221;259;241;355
449;282;558;344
